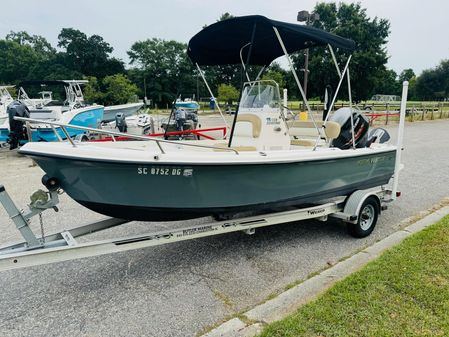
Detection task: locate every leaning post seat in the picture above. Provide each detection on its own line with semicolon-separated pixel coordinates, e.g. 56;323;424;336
289;120;341;147
234;113;262;138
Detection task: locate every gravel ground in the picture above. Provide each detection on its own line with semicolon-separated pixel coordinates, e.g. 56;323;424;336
0;118;448;337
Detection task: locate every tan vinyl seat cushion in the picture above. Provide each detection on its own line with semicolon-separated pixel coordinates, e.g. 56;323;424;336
213;143;257;152
323;121;341;139
290;139;316;147
236;114;262;138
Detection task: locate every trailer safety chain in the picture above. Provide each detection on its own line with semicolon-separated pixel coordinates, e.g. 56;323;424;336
39;213;45;244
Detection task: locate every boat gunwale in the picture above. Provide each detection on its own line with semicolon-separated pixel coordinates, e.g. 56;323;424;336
19;145;397;166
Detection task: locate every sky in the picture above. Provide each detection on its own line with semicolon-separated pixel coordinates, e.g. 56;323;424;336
1;0;448;75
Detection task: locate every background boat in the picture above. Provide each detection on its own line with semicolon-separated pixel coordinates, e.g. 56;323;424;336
102;102;144;122
174;97;199;111
0;86;14;144
0;80;104;146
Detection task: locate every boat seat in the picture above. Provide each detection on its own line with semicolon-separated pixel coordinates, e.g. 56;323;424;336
213;143;257;152
234;114;262;138
290;139;316;147
322;121;341;139
289;120;341;141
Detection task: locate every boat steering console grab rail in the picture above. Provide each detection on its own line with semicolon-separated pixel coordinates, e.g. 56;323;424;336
14;117;240;155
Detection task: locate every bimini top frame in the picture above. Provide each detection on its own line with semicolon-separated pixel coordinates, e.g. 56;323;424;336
17;80;88;109
187;15;357;148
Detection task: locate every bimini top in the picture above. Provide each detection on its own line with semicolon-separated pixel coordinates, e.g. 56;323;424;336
188;15;355;66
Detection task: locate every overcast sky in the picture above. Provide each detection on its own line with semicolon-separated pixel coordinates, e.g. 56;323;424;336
1;0;447;75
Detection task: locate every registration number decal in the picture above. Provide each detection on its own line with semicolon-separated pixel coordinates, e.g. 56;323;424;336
137;167;193;177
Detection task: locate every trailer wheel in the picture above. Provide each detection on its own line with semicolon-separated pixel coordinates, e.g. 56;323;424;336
347;196;379;238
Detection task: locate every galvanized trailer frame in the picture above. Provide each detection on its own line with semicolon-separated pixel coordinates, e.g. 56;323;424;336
0;182;395;272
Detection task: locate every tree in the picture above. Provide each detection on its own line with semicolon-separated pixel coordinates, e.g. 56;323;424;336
58;28;124;78
0;40;39;83
218;12;234;22
292;2;390;102
399;68;415;83
83;76;104;104
101;74;139;105
217;84;239;104
262;68;285;89
128;38;196;104
373;69;399;96
6;31;55;57
415;60;449;100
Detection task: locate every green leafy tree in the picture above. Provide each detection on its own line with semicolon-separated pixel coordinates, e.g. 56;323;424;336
415;60;449;100
0;40;39;83
292;2;390;102
373;69;399;96
128;38;195;104
83;76;104;104
6;31;55;57
28;51;83;80
58;28;124;78
217;84;239;104
101;74;139;105
262;70;285;89
399;68;415;83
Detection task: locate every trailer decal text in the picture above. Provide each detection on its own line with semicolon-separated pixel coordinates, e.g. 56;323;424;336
178;226;216;237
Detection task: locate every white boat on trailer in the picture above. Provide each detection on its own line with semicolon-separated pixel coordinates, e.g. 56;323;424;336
0;15;408;271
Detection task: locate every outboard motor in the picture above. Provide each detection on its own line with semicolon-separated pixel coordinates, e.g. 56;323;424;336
7;100;30;150
366;127;391;147
115;112;127;133
330;107;369;149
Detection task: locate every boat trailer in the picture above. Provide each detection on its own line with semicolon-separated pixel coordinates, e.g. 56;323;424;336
0;183;396;272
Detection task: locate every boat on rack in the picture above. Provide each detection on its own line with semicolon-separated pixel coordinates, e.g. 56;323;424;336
0;80;104;147
17;15;405;221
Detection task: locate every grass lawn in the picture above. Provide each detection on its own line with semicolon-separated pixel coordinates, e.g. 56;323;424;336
259;215;449;337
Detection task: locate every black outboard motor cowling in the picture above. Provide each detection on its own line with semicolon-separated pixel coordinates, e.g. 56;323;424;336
115;112;127;133
7;100;30;150
330;108;369;149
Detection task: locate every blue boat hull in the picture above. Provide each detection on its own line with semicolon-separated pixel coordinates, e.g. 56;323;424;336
0;128;8;143
0;106;103;143
175;102;199;110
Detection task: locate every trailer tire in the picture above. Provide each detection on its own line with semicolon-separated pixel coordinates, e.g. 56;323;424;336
347;196;379;238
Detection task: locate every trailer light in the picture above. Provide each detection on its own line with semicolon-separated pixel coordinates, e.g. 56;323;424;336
396;191;401;197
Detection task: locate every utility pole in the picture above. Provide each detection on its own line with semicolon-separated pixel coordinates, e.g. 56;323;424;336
297;10;320;109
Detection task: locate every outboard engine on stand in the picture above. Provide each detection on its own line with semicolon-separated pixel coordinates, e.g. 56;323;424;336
115;112;127;133
7;100;30;150
330;107;369;149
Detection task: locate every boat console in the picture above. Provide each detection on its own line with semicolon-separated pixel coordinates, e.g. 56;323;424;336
231;81;290;151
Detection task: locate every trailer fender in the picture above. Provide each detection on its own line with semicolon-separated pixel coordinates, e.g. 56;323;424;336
343;189;381;224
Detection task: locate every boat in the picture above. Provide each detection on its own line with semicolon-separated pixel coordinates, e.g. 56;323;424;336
0;80;104;147
102;102;144;122
101;113;154;136
0;86;14;145
0;86;14;115
174;96;200;111
17;15;405;221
